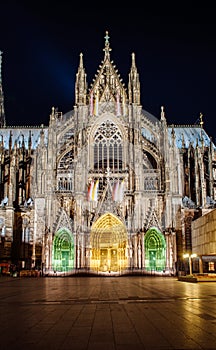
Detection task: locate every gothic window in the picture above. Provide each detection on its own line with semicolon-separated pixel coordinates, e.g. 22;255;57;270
144;176;158;191
204;150;210;197
57;128;74;156
57;150;74;191
189;149;196;203
143;151;157;169
0;217;5;237
58;177;72;191
24;227;30;242
94;120;122;171
143;150;159;191
58;150;74;170
22;217;30;242
1;225;6;237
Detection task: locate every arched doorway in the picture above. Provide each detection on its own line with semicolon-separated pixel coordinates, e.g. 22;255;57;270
52;228;74;272
144;227;166;272
90;213;128;274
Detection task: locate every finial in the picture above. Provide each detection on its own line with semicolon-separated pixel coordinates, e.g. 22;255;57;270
161;105;165;120
103;30;111;58
79;53;83;68
104;31;110;46
200;112;204;128
131;52;135;66
171;124;175;138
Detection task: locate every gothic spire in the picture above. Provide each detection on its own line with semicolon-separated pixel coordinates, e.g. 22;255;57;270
88;31;127;111
75;52;87;105
0;51;6;127
128;52;140;104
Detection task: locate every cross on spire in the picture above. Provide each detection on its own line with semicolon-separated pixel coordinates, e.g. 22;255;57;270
103;30;112;58
104;31;110;46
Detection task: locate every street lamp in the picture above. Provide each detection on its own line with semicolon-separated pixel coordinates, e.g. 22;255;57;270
183;253;197;275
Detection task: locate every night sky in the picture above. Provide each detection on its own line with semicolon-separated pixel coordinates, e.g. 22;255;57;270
1;2;216;142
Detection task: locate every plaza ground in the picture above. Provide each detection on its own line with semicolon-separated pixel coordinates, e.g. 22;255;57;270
0;275;216;350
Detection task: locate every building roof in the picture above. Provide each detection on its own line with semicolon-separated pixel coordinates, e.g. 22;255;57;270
0;126;48;149
169;125;214;149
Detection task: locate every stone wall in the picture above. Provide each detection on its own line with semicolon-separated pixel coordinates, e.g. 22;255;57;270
191;208;216;255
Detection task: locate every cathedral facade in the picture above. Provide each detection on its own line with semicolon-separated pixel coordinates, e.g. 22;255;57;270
0;33;216;276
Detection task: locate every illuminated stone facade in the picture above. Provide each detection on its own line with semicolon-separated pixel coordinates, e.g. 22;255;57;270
0;33;216;276
192;208;216;273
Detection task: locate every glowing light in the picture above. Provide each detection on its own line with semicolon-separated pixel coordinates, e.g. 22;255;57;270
90;213;128;273
183;253;198;275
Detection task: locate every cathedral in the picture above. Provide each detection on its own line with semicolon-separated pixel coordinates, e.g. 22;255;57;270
0;32;216;276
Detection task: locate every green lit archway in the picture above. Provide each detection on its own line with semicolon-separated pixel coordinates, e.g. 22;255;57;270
144;227;166;272
52;228;74;272
90;213;128;273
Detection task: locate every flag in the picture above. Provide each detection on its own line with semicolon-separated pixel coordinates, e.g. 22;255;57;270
112;180;119;201
87;180;94;201
119;179;124;202
113;179;124;202
92;179;99;201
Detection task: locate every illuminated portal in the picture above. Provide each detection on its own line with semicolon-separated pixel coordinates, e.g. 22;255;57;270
52;228;74;272
144;227;166;271
90;213;128;274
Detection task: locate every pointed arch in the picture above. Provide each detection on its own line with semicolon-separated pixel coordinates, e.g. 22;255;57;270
90;213;128;273
52;227;74;272
93;119;123;172
144;227;166;272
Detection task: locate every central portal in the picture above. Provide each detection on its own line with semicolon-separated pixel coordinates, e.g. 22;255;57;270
90;213;128;274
